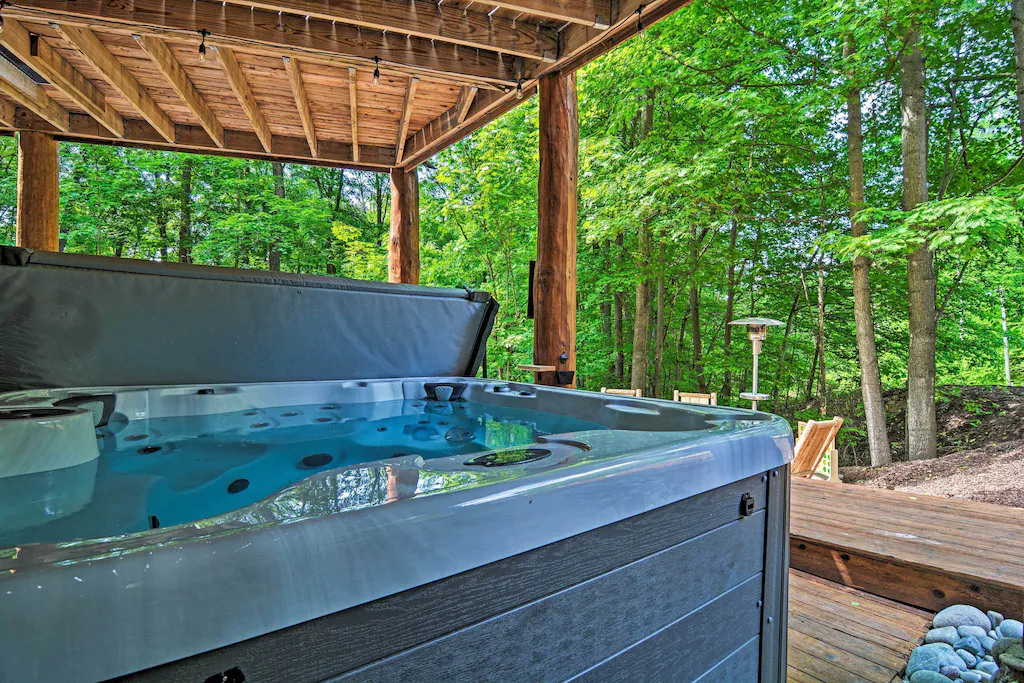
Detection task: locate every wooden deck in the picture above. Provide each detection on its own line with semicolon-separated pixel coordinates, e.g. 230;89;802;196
788;570;929;683
790;477;1024;617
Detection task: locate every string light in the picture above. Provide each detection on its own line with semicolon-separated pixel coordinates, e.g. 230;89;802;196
198;29;209;62
636;4;646;38
372;56;380;86
516;79;523;100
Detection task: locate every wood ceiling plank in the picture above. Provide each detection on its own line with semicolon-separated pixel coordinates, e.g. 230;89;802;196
135;35;225;147
348;67;359;163
216;46;272;153
283;57;317;158
52;23;176;143
0;17;124;136
484;1;612;27
7;0;519;85
395;76;418;165
217;0;557;62
0;58;71;130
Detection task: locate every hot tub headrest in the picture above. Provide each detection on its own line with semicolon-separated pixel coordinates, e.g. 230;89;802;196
0;247;498;391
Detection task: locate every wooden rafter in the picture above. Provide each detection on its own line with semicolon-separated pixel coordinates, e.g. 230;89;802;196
283;57;317;159
0;59;70;131
0;17;124;137
135;35;225;148
11;108;396;169
395;77;418;165
7;0;519;86
215;0;557;62
0;99;15;127
348;67;359;164
216;46;272;154
456;86;479;125
486;0;613;27
53;23;176;143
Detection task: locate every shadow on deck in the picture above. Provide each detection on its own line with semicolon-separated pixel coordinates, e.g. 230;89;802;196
786;477;1024;682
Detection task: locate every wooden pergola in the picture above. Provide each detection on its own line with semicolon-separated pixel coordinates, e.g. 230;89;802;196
4;0;691;385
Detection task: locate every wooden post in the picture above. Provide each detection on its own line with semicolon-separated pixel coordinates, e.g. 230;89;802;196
16;132;60;251
388;166;419;284
534;70;578;387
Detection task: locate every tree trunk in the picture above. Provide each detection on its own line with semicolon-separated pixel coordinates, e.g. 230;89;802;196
653;248;667;397
901;28;938;460
722;214;739;400
846;34;893;465
1013;0;1024;145
629;92;655;392
269;161;285;271
806;344;819;404
816;263;828;414
689;227;707;393
178;157;193;264
614;233;625;383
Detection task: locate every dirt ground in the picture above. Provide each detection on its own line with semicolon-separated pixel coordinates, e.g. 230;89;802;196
837;386;1024;508
842;440;1024;508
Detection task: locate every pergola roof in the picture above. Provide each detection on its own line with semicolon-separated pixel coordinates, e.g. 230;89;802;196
0;0;687;170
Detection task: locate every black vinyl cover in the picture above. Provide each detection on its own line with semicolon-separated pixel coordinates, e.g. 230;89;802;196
0;247;498;392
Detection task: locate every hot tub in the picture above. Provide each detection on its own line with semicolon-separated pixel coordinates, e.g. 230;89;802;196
0;248;793;682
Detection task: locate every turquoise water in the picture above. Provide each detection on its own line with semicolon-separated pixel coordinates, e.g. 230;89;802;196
0;399;606;546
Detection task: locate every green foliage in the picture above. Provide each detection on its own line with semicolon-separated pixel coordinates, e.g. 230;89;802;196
0;0;1021;417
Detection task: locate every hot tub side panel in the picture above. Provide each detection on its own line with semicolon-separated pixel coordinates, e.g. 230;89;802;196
119;469;789;683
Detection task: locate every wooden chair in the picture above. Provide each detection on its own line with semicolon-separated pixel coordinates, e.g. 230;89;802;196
601;387;643;398
673;391;717;406
792;417;843;480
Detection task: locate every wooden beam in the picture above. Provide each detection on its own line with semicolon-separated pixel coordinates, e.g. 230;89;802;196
134;35;225;147
16;132;60;251
486;1;613;27
0;18;124;137
348;67;359;163
0;99;15;127
403;0;692;167
216;46;272;154
388;167;419;285
456;86;479;124
395;77;418;165
0;58;70;131
53;23;176;143
533;71;578;388
11;107;396;170
7;0;519;86
283;57;317;159
215;0;558;62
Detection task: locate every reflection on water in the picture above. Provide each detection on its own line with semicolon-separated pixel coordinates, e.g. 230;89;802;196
0;399;605;547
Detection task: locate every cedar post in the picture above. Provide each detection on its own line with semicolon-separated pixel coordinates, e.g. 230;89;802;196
534;70;578;387
388;166;420;284
16;132;60;251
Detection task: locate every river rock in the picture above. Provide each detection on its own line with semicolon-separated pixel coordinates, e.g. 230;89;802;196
910;671;955;683
998;619;1024;639
954;635;982;656
959;672;982;683
979;635;995;653
956;649;977;668
991;637;1019;661
933;605;993;630
959;625;988;639
907;643;968;676
926;627;959;646
939;665;962;679
977;660;999;675
987;611;1003;628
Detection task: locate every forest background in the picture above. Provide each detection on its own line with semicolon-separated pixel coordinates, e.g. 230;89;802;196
1;0;1021;466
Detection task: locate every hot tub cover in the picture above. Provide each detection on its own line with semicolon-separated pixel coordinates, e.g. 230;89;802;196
0;246;497;391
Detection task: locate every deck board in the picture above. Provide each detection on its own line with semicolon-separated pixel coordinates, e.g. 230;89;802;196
787;570;928;683
790;478;1024;616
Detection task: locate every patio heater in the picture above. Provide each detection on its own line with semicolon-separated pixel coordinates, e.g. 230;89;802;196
728;317;784;410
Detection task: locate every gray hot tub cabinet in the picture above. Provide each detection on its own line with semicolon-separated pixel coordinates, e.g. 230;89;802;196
0;249;792;682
